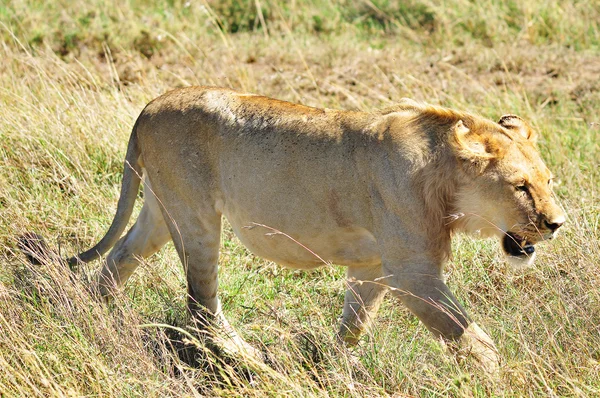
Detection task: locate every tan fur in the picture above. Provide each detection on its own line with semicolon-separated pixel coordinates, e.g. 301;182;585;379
67;86;565;372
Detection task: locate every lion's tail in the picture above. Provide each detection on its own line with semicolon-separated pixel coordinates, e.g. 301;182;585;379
19;121;143;268
65;122;143;267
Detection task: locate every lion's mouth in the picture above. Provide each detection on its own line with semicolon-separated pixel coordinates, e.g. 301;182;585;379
502;232;535;257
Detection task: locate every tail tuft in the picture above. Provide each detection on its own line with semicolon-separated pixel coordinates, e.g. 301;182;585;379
18;232;52;265
18;232;78;271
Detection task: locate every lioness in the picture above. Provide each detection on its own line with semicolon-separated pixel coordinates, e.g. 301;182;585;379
23;87;565;372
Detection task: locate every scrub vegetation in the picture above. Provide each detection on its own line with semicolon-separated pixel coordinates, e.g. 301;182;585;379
0;0;599;396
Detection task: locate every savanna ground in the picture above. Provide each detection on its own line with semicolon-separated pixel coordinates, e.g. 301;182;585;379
0;0;599;396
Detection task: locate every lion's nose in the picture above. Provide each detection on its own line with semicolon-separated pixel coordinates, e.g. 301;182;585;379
544;217;565;232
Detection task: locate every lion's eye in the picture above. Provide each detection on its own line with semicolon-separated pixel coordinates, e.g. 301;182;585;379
516;185;529;194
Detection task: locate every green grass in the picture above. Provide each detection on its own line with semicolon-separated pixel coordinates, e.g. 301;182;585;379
1;0;599;396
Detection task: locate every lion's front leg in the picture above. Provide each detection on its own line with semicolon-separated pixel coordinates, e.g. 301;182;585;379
450;322;499;375
338;264;389;345
383;263;499;374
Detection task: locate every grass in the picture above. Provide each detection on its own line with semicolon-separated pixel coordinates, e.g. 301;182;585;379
1;0;599;396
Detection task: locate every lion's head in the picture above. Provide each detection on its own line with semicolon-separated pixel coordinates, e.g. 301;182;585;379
449;114;565;267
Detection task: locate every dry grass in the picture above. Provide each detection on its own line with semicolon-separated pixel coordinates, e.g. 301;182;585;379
1;0;599;396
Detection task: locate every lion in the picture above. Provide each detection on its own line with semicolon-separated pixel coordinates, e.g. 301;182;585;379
21;86;565;373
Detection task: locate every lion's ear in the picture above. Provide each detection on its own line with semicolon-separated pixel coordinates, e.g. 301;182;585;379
498;115;538;143
450;120;498;162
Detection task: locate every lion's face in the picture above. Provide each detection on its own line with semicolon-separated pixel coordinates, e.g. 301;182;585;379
451;115;565;266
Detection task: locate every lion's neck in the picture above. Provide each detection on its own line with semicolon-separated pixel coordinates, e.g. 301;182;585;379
414;153;461;261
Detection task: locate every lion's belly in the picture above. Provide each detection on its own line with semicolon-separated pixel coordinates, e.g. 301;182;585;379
216;139;378;269
225;212;381;269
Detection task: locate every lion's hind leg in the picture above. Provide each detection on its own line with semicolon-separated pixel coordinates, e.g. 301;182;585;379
98;181;171;297
164;207;263;362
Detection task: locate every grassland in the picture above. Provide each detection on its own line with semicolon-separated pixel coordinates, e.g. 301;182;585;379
0;0;599;396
